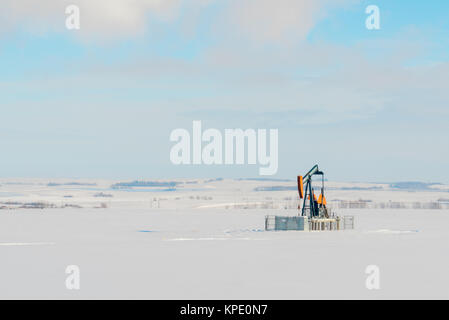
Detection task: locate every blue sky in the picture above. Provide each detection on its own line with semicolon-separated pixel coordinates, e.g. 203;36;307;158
1;0;448;182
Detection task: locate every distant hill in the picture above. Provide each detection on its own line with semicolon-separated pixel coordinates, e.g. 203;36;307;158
48;182;97;187
237;178;293;182
390;182;441;190
254;186;297;191
111;181;179;189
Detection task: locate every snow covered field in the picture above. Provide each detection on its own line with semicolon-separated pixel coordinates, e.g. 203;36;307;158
0;179;448;299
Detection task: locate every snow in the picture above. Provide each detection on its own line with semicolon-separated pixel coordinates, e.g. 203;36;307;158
0;178;448;299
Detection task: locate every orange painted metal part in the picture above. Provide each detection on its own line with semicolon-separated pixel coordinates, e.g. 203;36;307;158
297;176;304;199
318;194;327;206
307;193;318;201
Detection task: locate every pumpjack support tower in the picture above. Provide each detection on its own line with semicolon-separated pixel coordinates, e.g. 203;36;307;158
297;164;329;218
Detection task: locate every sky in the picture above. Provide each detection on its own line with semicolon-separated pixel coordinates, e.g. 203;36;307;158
1;0;448;182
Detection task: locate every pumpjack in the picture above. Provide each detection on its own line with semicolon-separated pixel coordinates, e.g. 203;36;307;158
297;165;329;218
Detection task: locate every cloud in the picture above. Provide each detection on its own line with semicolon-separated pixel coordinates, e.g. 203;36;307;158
0;0;207;40
222;0;327;44
5;35;448;127
3;0;447;125
0;0;353;43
